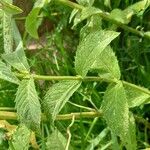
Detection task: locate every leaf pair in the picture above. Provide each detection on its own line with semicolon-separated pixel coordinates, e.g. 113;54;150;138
15;78;41;132
43;29;119;122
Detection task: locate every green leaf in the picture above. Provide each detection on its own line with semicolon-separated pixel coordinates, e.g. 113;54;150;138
0;10;4;54
124;112;137;150
71;7;102;28
15;78;41;131
9;125;31;150
91;46;121;80
3;11;13;53
109;9;129;24
2;42;30;73
101;81;129;141
124;84;150;108
25;8;41;39
86;128;109;150
0;60;19;84
75;30;119;77
124;0;150;16
43;80;81;121
77;0;95;6
0;0;23;15
25;0;51;39
46;128;72;150
104;0;111;9
80;14;102;40
12;20;23;47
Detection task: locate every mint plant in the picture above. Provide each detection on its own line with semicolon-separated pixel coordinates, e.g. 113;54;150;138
0;0;150;149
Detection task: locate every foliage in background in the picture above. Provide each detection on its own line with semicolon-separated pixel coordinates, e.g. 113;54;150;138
0;0;150;149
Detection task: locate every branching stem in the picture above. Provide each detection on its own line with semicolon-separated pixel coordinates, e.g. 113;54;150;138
57;0;150;40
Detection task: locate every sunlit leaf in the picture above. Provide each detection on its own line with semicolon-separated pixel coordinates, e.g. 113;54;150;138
43;80;81;121
75;30;119;77
101;81;129;140
15;78;41;131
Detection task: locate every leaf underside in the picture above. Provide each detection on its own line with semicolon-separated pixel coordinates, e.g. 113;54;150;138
43;80;81;122
15;78;41;131
101;81;129;141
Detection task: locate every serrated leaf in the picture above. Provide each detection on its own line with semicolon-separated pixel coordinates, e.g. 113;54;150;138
75;30;119;77
91;46;121;80
15;78;41;131
25;0;51;39
0;60;19;84
8;125;31;150
124;112;137;150
43;80;81;121
124;84;150;107
46;128;72;150
0;0;23;15
101;81;129;140
2;42;30;73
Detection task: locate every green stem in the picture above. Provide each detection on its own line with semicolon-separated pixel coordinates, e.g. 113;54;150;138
57;0;150;40
0;107;15;111
1;110;150;130
16;73;116;82
16;73;150;95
